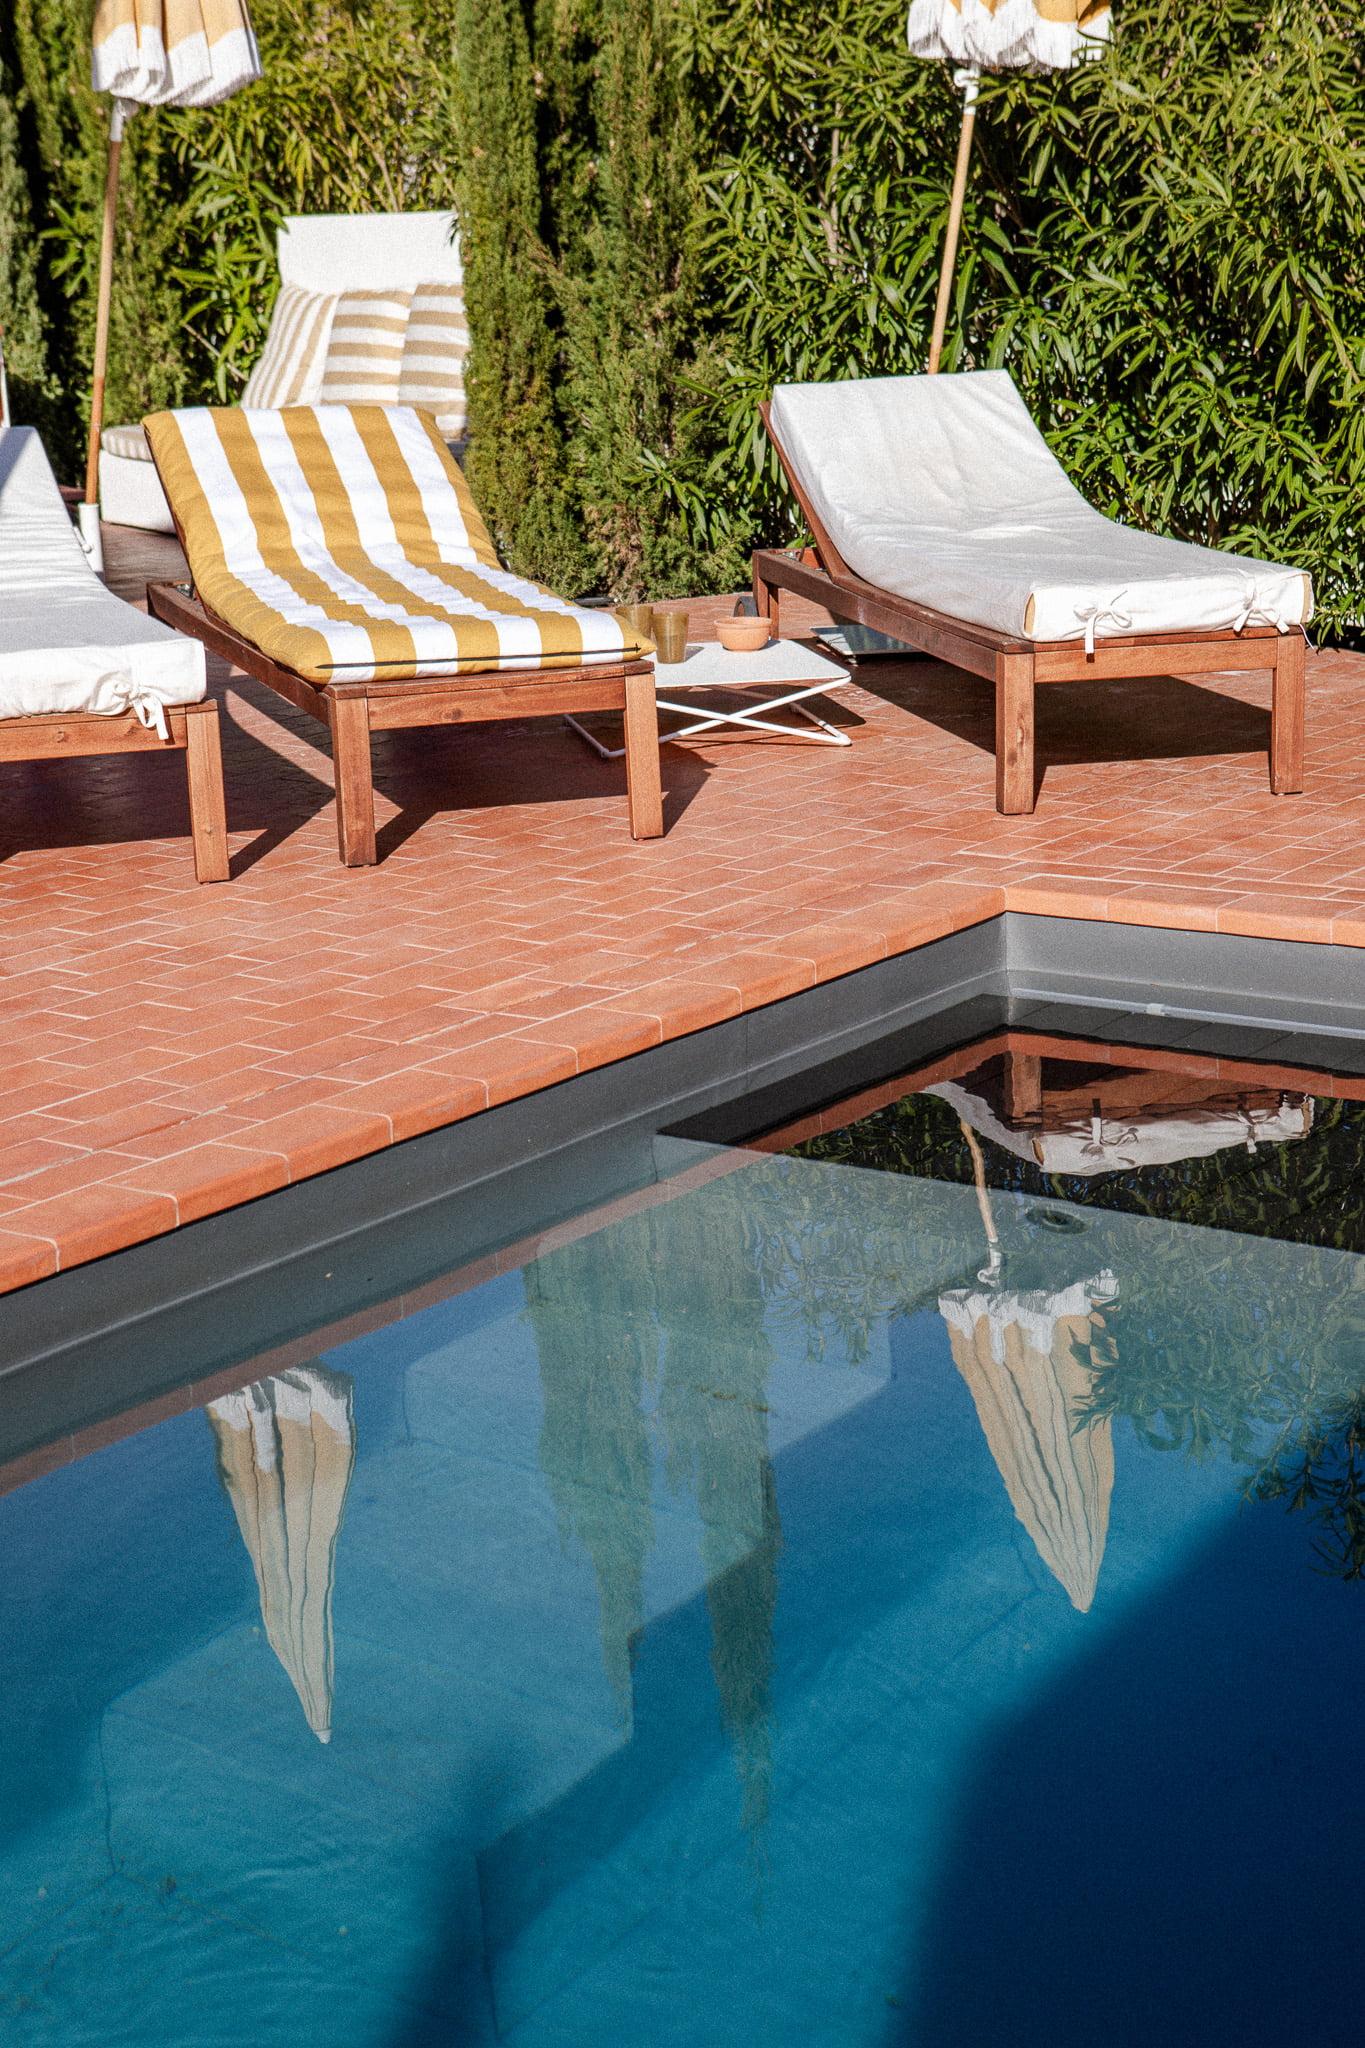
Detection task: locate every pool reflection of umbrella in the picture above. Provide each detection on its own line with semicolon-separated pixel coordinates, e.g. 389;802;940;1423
208;1363;356;1742
940;1276;1116;1612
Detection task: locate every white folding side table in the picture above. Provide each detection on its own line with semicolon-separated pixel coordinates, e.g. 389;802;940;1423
566;638;855;758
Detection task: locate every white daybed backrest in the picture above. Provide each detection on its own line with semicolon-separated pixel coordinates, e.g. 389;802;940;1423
277;210;461;292
768;370;1090;545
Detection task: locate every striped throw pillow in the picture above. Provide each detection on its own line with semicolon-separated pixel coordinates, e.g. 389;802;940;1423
398;283;469;440
242;283;336;408
317;288;413;407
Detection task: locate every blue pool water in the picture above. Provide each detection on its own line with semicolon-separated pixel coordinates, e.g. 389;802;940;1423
2;1122;1363;2044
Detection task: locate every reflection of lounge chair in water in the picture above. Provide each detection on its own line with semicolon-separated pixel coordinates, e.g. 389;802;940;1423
940;1277;1117;1613
930;1047;1313;1178
208;1364;356;1742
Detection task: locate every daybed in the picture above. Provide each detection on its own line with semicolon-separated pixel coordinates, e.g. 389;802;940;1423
0;424;228;881
143;402;662;865
753;371;1310;813
100;209;466;533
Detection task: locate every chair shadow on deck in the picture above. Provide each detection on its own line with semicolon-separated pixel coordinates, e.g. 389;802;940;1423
368;715;712;866
856;657;1277;803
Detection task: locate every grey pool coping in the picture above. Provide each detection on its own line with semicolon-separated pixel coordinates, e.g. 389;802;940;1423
3;913;1364;1464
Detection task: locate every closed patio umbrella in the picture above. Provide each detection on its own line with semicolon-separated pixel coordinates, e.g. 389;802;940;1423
82;0;261;567
208;1363;355;1742
907;0;1111;372
940;1275;1117;1612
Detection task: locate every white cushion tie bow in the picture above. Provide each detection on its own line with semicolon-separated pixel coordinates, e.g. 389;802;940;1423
103;669;171;740
1232;584;1286;634
1074;591;1132;656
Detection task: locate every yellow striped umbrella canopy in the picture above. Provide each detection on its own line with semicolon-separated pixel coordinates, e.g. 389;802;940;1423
81;1;261;530
208;1365;356;1743
92;0;261;110
939;1278;1116;1613
908;0;1111;70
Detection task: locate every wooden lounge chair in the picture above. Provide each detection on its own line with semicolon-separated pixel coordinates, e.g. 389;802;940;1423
0;424;228;882
143;404;662;866
753;373;1309;814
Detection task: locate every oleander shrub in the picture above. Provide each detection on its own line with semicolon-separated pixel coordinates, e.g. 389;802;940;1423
688;0;1365;633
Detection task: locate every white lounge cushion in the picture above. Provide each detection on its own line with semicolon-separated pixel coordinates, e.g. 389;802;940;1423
99;444;174;534
277;210;461;293
0;426;204;731
769;371;1312;647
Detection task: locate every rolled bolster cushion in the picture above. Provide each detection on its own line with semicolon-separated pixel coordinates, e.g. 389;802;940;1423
100;422;154;461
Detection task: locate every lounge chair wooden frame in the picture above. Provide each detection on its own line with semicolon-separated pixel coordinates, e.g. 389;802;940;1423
754;400;1306;814
0;699;229;882
147;582;664;867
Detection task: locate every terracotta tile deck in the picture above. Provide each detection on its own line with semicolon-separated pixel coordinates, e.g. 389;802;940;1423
3;522;1364;1295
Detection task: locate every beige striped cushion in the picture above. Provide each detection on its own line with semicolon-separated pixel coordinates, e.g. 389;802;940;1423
398;283;469;439
142;404;651;684
242;283;336;408
101;422;153;461
317;289;412;407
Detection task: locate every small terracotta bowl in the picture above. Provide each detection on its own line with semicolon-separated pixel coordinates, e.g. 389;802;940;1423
716;616;771;652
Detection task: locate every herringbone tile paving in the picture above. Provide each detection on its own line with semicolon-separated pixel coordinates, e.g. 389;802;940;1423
1;524;1360;1291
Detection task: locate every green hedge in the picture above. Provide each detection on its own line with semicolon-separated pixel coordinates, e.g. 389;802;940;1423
688;0;1365;631
1;0;460;470
4;1;1363;628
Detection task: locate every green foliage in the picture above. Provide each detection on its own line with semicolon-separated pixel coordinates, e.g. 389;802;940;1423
0;28;57;432
451;0;592;586
11;0;197;469
5;0;1363;615
689;0;1365;632
454;0;737;596
5;0;462;477
167;0;463;401
548;0;743;596
682;0;956;541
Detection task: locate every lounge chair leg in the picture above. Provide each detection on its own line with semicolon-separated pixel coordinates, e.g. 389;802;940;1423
622;669;664;840
1270;631;1305;794
1002;1049;1042;1121
753;561;780;639
995;652;1036;814
329;691;377;866
184;702;230;883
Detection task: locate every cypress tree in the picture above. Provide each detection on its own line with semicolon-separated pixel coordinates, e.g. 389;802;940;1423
451;0;593;590
550;0;738;598
0;23;56;433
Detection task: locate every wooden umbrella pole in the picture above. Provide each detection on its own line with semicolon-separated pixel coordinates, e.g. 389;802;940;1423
83;102;126;506
927;68;980;376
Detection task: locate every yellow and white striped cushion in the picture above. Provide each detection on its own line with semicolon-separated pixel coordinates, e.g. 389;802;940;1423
242;283;336;408
142;405;647;684
398;283;468;439
317;289;412;407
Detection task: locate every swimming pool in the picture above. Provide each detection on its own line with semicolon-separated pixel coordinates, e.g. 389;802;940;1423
3;1028;1363;2044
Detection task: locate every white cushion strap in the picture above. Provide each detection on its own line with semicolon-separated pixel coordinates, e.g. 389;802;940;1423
1073;591;1131;656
